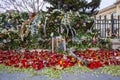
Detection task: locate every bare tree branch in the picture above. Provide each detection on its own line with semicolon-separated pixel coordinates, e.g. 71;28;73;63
0;0;46;13
39;1;45;11
32;0;36;12
9;0;20;11
37;0;40;12
21;0;31;12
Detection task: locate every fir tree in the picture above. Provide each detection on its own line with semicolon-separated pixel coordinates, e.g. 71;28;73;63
44;0;101;16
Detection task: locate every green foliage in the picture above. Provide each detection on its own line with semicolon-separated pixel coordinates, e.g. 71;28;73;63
99;65;120;76
20;12;29;20
40;10;94;39
71;14;94;33
57;49;68;55
0;9;95;50
67;29;100;50
0;64;36;75
0;12;24;29
99;38;112;50
0;12;40;50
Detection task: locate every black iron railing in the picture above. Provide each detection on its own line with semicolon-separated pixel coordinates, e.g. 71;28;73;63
94;15;120;38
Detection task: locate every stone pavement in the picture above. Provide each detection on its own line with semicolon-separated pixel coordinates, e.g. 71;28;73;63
0;71;120;80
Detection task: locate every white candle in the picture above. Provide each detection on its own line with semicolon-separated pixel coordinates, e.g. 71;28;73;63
63;38;66;51
51;32;54;52
52;37;54;52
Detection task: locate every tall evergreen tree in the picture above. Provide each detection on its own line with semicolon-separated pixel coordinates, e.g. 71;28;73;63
44;0;101;16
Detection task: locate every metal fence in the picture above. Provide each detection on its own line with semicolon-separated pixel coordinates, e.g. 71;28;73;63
94;15;120;38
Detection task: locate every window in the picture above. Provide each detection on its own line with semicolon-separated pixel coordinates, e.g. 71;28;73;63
112;12;116;19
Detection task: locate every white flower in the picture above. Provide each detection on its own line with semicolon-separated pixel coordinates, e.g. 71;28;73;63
55;19;57;22
81;36;87;40
8;19;11;23
76;11;80;17
51;9;63;14
87;20;91;23
46;14;50;17
50;32;54;37
37;38;43;41
9;28;18;33
7;39;11;42
1;29;8;34
3;39;7;43
46;17;48;20
51;9;58;13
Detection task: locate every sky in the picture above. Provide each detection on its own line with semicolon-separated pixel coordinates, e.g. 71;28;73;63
87;0;116;9
99;0;116;9
0;0;117;12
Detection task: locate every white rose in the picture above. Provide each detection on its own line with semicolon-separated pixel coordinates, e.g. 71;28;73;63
1;29;8;34
3;39;7;43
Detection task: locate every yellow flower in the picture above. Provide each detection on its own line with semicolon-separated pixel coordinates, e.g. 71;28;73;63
95;56;99;61
78;61;81;67
59;16;63;19
59;60;63;65
72;57;75;61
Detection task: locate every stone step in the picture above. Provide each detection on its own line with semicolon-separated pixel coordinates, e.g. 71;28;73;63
110;39;120;49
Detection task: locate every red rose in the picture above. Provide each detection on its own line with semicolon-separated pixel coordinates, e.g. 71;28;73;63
46;63;50;67
31;61;44;70
0;60;2;64
91;53;95;58
0;50;3;53
24;64;30;68
21;59;27;65
117;61;120;65
88;62;95;69
109;60;113;65
68;62;74;67
104;61;109;66
33;50;39;55
0;57;3;64
51;54;57;60
95;61;103;68
35;64;44;70
63;60;68;68
31;63;36;68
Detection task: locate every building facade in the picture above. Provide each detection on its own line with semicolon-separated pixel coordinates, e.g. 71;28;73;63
96;0;120;19
95;0;120;38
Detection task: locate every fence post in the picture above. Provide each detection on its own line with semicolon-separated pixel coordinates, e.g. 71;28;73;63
104;15;107;38
94;15;96;29
99;16;102;37
111;14;114;34
118;15;120;38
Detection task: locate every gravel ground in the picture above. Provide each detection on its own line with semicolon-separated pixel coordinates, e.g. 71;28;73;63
0;71;120;80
